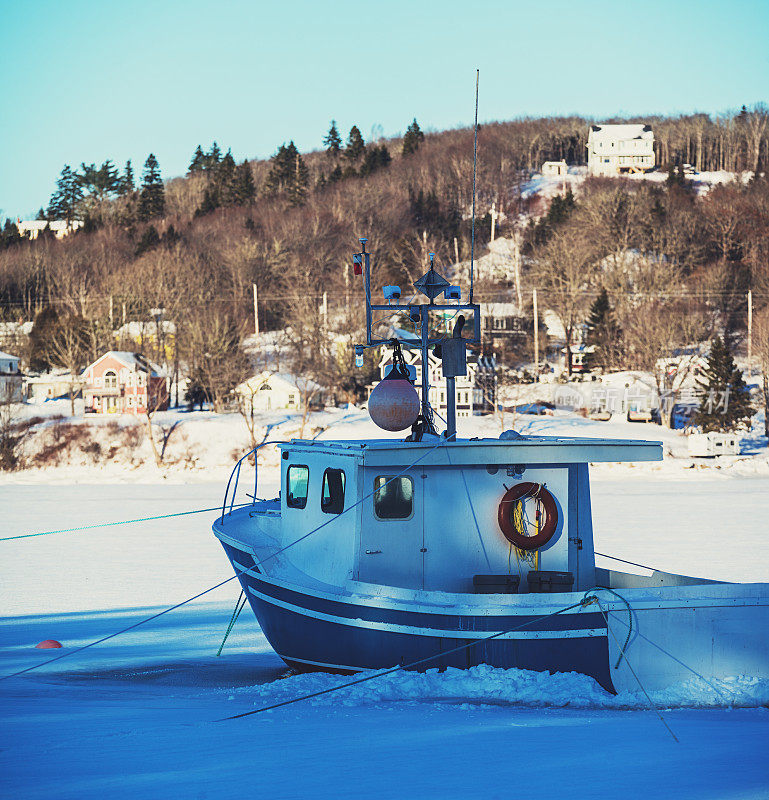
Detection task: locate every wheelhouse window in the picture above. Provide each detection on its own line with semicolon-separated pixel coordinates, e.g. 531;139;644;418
321;468;346;515
373;476;413;520
286;465;309;509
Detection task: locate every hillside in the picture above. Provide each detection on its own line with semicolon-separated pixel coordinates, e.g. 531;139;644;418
0;107;768;442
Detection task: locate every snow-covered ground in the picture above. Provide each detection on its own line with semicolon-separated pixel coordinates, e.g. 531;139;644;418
521;165;752;203
2;411;769;798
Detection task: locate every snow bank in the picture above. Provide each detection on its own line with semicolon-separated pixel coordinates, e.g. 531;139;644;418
228;664;769;711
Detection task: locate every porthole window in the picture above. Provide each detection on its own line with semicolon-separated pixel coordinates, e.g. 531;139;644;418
374;476;413;520
286;465;309;509
321;468;346;515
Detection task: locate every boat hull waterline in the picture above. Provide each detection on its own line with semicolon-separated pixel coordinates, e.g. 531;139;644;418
218;537;769;696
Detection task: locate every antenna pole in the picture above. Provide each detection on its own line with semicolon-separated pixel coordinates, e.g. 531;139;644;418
470;69;479;305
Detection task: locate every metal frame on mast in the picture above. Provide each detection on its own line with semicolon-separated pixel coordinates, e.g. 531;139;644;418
354;239;480;439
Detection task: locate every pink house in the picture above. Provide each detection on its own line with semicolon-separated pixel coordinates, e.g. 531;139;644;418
82;351;168;415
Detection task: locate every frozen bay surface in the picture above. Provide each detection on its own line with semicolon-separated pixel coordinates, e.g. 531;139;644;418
1;477;768;799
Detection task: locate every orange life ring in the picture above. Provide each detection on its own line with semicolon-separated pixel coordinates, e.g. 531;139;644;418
497;482;558;551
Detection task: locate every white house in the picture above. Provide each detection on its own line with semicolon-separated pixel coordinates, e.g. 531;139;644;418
16;219;84;240
0;351;24;402
235;372;323;413
542;160;568;177
586;124;655;176
26;370;85;404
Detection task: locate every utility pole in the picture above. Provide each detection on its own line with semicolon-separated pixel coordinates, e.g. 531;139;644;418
321;291;328;328
533;288;539;381
513;230;523;310
109;295;113;328
453;237;459;266
747;289;753;367
490;202;497;243
253;283;260;336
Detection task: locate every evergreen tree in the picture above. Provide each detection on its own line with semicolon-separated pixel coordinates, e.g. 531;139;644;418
78;160;121;202
28;306;61;371
195;185;220;216
360;143;392;176
328;164;343;183
323;120;342;158
402;118;425;155
47;165;83;223
207;142;222;168
0;218;22;249
694;336;754;432
585;287;621;370
135;224;161;256
138;154;165;221
287;149;309;206
344;126;365;162
231;160;256;205
120;160;135;195
531;189;576;245
264;141;307;204
216;148;237;199
188;145;206;174
36;208;47;220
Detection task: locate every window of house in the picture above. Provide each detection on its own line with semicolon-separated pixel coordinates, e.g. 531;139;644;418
137;372;145;387
127;373;133;387
374;476;413;520
286;465;309;509
321;468;346;514
104;370;117;388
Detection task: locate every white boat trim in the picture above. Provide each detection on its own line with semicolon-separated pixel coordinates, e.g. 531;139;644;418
232;560;769;616
246;585;606;640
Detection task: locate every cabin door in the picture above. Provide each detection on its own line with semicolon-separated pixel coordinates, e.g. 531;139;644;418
358;471;424;590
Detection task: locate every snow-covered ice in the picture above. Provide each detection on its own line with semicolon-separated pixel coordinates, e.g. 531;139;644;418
2;410;769;799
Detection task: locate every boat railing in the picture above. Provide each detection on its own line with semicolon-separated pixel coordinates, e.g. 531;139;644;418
220;441;287;523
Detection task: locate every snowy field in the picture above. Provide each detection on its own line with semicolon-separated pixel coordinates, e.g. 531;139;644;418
2;412;769;799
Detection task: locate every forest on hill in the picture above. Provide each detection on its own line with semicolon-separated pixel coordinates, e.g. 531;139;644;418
0;106;768;411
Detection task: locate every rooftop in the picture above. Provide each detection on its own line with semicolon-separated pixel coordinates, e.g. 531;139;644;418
282;434;663;466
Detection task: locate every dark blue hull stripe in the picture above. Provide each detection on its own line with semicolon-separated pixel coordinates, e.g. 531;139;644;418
220;543;615;692
248;590;615;692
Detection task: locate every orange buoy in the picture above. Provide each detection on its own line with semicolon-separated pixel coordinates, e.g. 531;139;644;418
35;639;62;649
368;373;420;431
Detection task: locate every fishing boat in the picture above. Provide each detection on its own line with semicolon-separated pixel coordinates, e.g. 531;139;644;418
213;239;769;694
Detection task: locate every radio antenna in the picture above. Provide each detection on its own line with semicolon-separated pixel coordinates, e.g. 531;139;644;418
469;69;479;304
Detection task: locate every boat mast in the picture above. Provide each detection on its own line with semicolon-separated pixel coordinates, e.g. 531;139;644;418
354;241;480;440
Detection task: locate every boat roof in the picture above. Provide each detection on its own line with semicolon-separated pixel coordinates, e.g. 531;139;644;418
282;435;663;466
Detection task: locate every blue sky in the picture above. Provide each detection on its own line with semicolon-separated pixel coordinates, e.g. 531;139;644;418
1;0;767;218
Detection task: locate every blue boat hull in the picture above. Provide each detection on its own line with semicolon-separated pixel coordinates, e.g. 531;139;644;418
221;542;616;692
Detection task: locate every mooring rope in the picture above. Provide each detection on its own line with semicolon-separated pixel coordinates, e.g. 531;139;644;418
590;588;728;703
0;503;253;543
586;594;679;743
594;551;667;574
216;590;248;657
218;598;593;721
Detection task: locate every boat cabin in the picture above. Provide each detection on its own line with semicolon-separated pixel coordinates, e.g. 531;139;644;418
273;435;662;596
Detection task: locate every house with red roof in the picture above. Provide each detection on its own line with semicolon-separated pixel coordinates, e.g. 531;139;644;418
82;351;168;415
